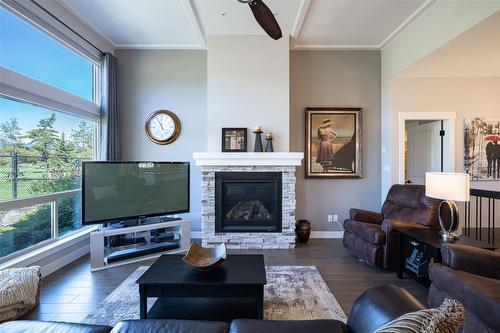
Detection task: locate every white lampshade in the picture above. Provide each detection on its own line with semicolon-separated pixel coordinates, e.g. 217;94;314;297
425;172;470;202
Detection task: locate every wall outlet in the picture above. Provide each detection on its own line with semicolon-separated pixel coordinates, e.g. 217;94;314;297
333;214;338;223
327;215;333;222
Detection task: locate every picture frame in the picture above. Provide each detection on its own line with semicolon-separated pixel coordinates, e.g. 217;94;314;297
464;118;500;180
222;128;247;152
305;107;362;179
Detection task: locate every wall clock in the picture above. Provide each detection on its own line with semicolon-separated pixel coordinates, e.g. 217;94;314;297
145;110;181;145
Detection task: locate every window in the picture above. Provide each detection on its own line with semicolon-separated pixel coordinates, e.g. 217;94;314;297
0;7;94;100
0;5;100;260
0;99;97;257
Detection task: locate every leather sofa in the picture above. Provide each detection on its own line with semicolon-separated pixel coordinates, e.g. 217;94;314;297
428;243;500;333
0;284;425;333
343;184;440;269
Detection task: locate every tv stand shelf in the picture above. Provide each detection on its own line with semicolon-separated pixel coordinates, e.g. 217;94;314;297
90;220;190;271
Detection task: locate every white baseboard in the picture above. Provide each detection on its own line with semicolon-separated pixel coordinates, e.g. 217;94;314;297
0;227;96;276
310;231;344;238
42;243;89;276
190;230;344;240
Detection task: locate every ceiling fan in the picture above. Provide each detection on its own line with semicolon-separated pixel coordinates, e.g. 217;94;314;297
238;0;282;40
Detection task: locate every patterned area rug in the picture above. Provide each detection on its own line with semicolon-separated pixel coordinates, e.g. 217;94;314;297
82;265;347;326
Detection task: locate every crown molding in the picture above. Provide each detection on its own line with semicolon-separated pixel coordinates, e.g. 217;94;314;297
292;0;435;51
290;0;311;48
115;44;207;50
292;44;380;50
181;0;206;47
55;0;117;48
378;0;435;48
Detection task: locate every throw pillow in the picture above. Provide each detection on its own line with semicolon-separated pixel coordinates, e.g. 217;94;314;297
374;298;464;333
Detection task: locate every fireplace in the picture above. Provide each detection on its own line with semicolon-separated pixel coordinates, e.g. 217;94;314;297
215;172;282;233
194;152;303;249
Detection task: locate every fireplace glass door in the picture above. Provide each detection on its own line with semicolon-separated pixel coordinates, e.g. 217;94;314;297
215;172;282;233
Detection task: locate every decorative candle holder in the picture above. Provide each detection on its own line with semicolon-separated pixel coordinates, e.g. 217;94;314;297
265;132;274;152
253;126;263;152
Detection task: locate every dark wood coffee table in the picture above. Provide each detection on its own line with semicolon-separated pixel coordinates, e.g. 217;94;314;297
136;254;267;321
397;228;496;284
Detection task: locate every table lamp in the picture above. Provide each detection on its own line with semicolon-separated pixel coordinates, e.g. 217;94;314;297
425;172;470;241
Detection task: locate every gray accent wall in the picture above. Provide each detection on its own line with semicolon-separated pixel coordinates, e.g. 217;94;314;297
116;49;207;231
290;50;381;230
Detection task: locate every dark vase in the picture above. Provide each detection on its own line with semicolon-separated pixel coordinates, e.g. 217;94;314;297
253;131;263;152
295;220;311;243
265;138;274;152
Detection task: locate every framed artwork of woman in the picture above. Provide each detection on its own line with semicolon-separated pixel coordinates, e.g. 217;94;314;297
305;107;362;179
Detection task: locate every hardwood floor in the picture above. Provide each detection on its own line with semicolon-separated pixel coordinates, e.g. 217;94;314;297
23;239;428;322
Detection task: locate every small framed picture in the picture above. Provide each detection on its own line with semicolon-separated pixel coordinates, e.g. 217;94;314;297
222;128;247;152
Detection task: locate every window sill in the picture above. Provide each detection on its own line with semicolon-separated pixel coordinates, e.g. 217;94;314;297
0;225;98;273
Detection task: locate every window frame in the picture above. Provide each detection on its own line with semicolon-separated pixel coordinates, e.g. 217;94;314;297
0;3;102;261
0;68;100;122
0;189;82;264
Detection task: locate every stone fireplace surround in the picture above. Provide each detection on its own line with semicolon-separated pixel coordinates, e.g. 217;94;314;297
193;153;303;249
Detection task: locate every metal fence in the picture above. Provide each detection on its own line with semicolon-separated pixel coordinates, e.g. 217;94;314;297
0;153;87;201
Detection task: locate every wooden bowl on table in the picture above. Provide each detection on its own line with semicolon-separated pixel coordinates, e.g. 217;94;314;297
183;242;227;271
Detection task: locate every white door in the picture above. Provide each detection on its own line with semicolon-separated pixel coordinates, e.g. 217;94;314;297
406;121;443;184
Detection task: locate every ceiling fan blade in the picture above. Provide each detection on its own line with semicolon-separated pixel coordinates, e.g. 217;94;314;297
248;0;282;40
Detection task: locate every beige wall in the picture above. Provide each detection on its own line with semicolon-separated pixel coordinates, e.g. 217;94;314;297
381;1;500;201
207;35;290;152
290;50;381;230
393;77;500;191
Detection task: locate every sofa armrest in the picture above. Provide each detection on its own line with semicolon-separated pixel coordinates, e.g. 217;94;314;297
347;285;425;333
441;243;500;280
380;219;429;269
349;208;384;225
381;219;428;233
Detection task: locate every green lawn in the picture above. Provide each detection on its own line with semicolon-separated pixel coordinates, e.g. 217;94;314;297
0;162;55;201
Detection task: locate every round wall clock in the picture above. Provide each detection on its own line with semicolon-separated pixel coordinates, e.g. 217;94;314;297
145;110;181;145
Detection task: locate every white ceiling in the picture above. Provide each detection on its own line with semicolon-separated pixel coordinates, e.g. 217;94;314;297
398;10;500;77
297;0;426;48
58;0;432;49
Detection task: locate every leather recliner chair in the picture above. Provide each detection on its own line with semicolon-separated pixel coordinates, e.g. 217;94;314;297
428;243;500;333
343;184;440;269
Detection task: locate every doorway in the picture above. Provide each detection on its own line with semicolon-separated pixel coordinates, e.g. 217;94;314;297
398;112;456;184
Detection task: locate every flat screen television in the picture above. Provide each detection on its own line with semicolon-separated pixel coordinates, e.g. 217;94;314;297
82;161;189;225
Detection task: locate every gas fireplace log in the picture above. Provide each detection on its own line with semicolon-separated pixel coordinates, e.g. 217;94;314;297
225;200;272;220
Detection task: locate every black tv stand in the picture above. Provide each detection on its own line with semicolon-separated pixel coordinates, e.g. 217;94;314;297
106;241;179;263
159;216;182;223
104;216;182;229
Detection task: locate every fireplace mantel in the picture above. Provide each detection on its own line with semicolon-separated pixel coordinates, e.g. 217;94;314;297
193;152;303;166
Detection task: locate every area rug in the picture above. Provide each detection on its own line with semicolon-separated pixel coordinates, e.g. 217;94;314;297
82;265;347;326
